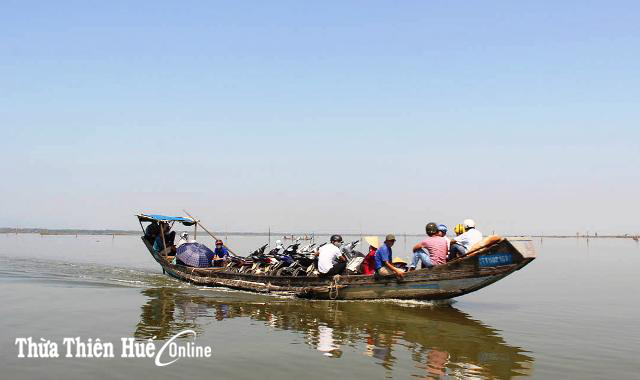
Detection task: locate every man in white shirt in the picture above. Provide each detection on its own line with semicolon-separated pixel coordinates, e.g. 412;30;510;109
317;235;346;277
448;219;483;261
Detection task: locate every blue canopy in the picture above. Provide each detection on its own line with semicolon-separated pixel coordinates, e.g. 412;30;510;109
137;214;196;226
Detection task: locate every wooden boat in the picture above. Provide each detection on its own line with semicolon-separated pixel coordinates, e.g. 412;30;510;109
136;214;536;300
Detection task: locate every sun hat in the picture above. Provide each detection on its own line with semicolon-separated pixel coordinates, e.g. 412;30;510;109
364;236;380;249
392;257;407;265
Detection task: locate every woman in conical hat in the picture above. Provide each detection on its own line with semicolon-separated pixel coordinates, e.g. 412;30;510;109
361;236;379;275
392;256;408;271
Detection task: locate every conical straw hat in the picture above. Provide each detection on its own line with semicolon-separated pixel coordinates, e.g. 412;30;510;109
364;236;379;249
392;257;407;264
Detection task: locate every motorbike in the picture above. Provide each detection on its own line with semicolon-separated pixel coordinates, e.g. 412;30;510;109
342;240;365;274
266;241;299;275
226;244;268;273
274;250;316;276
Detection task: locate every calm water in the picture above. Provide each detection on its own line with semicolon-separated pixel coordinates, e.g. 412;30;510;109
1;234;638;379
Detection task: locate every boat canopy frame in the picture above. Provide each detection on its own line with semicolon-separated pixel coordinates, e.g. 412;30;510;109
136;214;196;225
136;213;199;254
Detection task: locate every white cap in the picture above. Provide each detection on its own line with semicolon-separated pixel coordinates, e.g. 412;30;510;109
275;240;282;245
463;219;476;229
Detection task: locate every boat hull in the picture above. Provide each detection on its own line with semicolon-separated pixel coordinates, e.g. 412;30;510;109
142;237;535;300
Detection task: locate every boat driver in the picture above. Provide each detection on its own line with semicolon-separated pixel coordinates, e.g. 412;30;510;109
152;222;176;255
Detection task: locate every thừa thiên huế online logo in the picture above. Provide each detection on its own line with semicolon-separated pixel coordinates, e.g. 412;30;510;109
15;330;211;366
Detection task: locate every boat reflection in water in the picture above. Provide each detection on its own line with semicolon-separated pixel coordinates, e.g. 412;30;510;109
135;287;533;378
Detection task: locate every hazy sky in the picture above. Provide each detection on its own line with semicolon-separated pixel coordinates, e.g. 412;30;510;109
1;1;639;235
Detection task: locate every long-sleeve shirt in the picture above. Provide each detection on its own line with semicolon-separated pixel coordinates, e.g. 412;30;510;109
213;246;229;258
362;246;377;275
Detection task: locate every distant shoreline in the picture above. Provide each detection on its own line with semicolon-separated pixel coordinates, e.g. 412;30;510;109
1;228;638;239
1;228;417;237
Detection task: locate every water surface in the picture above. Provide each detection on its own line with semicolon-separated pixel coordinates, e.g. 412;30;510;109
1;234;638;379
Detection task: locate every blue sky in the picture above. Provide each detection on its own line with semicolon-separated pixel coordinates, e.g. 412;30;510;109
1;1;639;235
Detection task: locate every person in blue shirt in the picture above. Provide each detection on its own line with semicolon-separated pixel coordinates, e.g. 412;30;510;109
374;234;404;279
212;239;229;267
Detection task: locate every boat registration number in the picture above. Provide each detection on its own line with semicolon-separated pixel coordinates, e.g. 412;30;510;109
478;253;513;267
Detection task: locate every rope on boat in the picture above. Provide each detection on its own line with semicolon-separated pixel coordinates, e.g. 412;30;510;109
329;274;341;300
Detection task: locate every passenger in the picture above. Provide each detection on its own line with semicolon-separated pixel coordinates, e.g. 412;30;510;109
361;236;379;275
176;232;190;248
163;223;176;246
410;222;448;270
448;219;483;261
437;224;450;252
374;234;404;279
212;239;229;267
392;257;409;271
275;239;284;250
446;224;465;262
318;235;347;277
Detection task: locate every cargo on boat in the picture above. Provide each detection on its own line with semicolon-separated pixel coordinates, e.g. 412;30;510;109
136;214;536;300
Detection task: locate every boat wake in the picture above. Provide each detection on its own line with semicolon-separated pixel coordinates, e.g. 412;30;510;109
0;255;183;289
337;298;456;307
